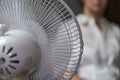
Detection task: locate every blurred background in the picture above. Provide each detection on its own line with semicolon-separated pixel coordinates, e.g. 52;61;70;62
64;0;120;80
64;0;120;26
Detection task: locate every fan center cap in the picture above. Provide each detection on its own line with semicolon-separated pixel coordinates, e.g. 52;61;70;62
0;57;6;64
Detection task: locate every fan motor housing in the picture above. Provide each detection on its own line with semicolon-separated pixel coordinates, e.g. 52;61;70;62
0;30;40;80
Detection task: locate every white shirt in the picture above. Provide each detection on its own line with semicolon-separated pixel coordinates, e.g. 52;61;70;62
77;14;120;80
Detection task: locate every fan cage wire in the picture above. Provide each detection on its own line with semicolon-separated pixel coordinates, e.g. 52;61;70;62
41;0;83;79
0;0;83;80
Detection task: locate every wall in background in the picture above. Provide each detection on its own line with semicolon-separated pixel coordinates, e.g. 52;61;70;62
104;0;120;25
64;0;81;15
64;0;120;26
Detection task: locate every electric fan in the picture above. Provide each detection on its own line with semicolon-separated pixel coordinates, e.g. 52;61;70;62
0;0;83;80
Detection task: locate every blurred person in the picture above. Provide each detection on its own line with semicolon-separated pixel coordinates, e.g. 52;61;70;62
74;0;120;80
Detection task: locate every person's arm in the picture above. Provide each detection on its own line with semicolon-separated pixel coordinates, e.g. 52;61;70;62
73;74;85;80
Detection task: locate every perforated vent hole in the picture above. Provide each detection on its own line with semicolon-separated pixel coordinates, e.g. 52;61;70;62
5;67;11;75
0;68;3;75
10;54;17;58
3;46;20;64
8;65;16;70
7;47;13;55
0;68;12;75
2;46;5;53
10;60;20;64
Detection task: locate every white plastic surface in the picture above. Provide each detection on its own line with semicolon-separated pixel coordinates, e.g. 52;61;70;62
0;30;40;80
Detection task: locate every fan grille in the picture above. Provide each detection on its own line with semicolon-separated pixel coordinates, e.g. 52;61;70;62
0;0;83;80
